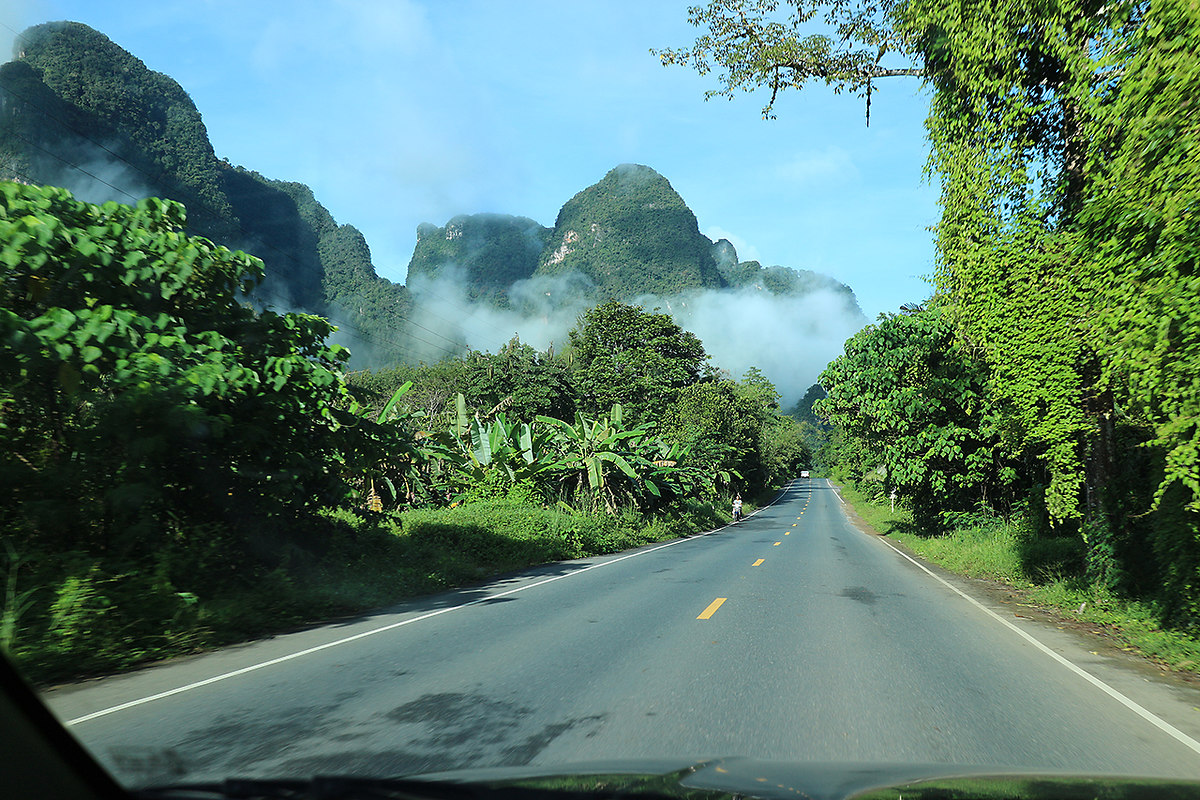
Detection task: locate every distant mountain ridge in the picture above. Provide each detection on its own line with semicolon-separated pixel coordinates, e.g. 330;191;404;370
0;21;418;365
409;164;862;312
0;21;863;368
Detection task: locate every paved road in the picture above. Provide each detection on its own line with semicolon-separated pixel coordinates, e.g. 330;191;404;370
45;480;1200;786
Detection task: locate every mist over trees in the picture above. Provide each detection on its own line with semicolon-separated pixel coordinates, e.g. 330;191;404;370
0;179;810;679
0;20;868;400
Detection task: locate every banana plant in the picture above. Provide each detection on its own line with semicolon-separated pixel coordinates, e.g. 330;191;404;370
433;395;563;496
345;380;443;510
536;405;663;513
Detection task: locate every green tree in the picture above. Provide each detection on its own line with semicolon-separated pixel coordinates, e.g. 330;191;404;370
0;182;356;556
662;380;759;493
817;306;1016;522
653;0;923;121
568;300;709;421
461;338;575;422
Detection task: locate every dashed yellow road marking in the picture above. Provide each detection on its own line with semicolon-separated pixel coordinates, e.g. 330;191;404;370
773;541;782;546
697;598;727;619
752;558;764;566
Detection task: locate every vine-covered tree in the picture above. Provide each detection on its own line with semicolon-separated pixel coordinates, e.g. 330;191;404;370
664;0;1200;624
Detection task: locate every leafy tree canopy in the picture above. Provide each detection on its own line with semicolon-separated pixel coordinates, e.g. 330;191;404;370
817;305;1017;522
653;0;923;121
568;300;710;422
0;182;357;557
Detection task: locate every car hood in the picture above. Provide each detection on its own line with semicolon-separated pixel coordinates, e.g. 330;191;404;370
405;758;1200;800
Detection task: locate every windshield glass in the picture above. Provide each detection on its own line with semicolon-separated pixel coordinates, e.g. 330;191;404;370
4;1;1200;795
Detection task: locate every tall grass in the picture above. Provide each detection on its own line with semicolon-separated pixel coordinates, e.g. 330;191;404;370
3;497;725;685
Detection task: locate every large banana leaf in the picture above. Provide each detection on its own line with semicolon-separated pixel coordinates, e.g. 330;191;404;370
375;381;413;424
469;417;492;466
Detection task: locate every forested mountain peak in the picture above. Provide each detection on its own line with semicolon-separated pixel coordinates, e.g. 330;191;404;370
0;21;416;366
534;163;727;298
7;21;233;231
407;213;552;306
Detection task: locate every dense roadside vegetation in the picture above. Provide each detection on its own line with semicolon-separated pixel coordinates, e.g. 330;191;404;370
666;0;1200;663
0;181;807;684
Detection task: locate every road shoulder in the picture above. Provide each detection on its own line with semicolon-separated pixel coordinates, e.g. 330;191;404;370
834;482;1200;749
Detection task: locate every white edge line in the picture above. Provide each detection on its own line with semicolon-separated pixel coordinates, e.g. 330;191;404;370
67;479;798;726
875;535;1200;757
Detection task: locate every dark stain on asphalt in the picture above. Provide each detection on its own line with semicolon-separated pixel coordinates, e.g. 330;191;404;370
266;693;607;778
385;692;520;750
840;586;880;605
178;702;344;774
497;715;606;766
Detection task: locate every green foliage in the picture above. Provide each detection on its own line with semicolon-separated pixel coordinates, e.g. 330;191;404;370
460;339;576;421
348;359;469;424
537;406;652;513
0;182;399;677
654;0;921;120
0;183;357;548
347;339;574;428
817;305;1017;523
569;299;709;421
662;380;761;491
901;0;1200;622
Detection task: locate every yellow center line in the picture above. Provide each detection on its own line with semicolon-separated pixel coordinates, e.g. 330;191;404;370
752;558;764;566
784;532;789;535
697;597;727;619
773;541;782;546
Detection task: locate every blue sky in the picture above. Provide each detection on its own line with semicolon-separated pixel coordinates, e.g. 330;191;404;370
3;0;938;321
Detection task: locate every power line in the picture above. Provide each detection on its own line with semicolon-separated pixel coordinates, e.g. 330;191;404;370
1;127;142;204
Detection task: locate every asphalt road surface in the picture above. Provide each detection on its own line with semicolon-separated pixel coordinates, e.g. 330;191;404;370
44;479;1200;787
